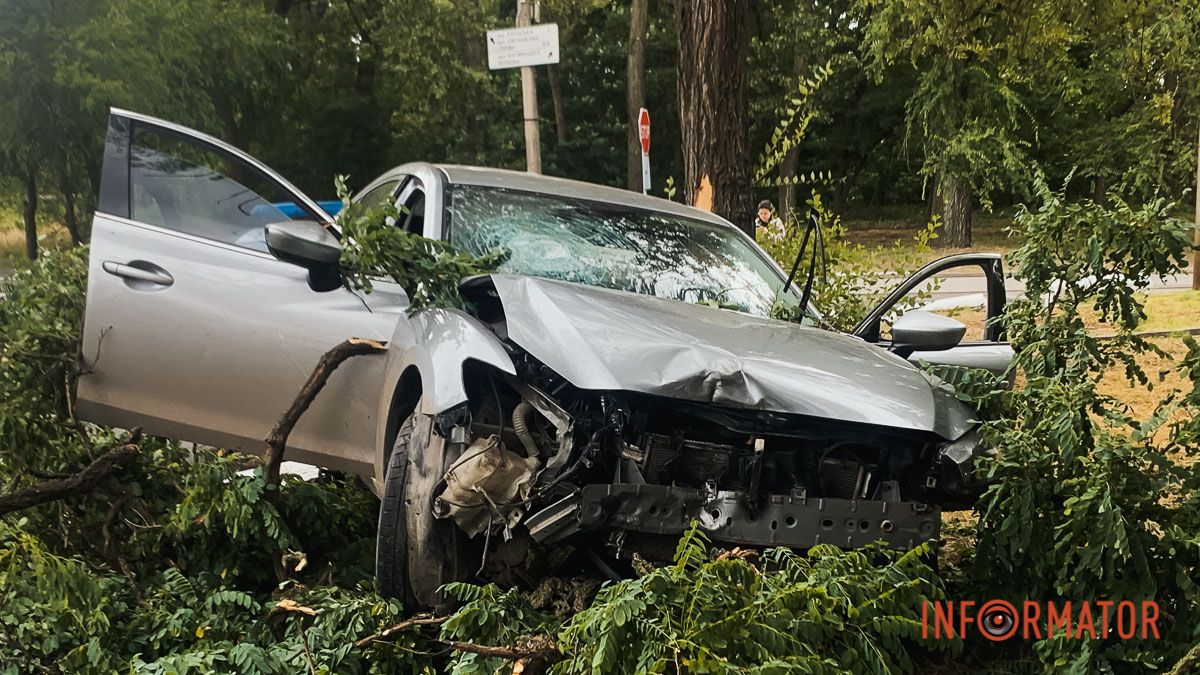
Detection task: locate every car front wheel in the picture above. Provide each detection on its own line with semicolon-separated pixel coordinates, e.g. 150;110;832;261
375;411;474;611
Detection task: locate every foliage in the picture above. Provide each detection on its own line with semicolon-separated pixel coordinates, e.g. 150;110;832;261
753;62;835;189
957;176;1200;671
440;583;558;674
556;526;955;674
333;176;507;313
0;246;89;476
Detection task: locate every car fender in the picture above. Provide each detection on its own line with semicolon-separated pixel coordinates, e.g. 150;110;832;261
372;308;515;488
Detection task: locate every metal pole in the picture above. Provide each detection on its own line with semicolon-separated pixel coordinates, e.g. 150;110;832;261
517;0;542;174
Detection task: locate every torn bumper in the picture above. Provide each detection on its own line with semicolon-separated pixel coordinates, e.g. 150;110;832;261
525;484;941;551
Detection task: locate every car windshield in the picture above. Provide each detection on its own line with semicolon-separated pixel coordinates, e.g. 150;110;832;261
447;185;808;319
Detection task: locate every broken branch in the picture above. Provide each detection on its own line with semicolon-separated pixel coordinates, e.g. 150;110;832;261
0;429;142;517
353;614;447;649
439;635;562;675
262;337;386;491
353;618;561;675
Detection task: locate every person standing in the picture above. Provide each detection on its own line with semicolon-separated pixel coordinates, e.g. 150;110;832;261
754;199;785;242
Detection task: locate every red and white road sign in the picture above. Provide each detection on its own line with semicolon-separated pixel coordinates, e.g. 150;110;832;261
638;108;651;155
638;107;651;193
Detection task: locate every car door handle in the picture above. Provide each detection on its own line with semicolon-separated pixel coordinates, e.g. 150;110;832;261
102;261;174;287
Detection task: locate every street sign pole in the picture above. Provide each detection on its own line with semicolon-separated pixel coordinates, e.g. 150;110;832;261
638;107;651;194
516;0;541;173
487;8;558;175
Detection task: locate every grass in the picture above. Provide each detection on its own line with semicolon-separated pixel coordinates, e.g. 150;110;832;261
842;206;1021;266
0;204;74;273
1137;290;1200;333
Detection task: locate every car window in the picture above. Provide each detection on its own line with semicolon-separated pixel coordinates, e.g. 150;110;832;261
398;185;426;236
356;179;400;209
129;127;317;252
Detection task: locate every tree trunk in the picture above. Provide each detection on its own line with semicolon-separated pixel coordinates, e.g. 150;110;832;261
926;180;942;222
548;64;568;144
937;172;972;248
1193;119;1199;290
1093;173;1109;206
676;0;753;234
60;177;83;246
777;147;799;222
456;0;486;164
776;54;807;221
23;170;38;260
625;0;649;192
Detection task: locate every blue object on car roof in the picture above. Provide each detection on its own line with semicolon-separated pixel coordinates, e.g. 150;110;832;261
268;201;343;218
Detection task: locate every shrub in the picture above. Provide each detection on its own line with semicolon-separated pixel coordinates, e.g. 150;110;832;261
961;177;1200;671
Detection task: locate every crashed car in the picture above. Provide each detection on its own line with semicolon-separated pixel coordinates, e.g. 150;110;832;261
76;109;1013;608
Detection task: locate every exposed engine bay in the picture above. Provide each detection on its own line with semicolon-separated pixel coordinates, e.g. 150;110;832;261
427;324;987;573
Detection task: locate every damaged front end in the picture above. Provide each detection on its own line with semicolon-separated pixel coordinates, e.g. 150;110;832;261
420;273;992;577
430;350;989;573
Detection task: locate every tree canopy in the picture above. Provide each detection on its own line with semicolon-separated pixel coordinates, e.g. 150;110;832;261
0;0;1197;251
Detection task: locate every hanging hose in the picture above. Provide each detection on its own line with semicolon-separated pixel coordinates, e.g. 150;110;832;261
511;401;539;457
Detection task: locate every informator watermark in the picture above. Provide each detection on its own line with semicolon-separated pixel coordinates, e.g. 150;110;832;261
922;600;1161;642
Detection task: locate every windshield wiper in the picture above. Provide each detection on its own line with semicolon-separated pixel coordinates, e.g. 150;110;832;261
782;213;827;317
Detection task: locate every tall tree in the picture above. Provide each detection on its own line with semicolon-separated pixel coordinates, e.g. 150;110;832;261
676;0;753;233
625;0;648;192
860;0;1062;246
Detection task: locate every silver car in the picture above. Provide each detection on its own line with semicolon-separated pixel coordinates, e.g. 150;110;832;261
77;109;1012;608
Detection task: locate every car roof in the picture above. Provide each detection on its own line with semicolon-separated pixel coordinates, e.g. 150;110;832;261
389;162;735;229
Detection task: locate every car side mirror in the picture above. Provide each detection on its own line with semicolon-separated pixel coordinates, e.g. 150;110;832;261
891;310;966;356
265;220;343;291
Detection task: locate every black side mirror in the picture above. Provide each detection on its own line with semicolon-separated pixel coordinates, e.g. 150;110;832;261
265;220;343;291
891;310;966;357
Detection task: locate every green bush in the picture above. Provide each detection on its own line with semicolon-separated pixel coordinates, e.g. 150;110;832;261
555;529;955;674
960;178;1200;671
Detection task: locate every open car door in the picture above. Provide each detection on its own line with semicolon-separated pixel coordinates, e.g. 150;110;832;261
77;109;406;475
853;253;1014;381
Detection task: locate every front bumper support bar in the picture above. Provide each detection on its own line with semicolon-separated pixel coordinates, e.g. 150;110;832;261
525;483;940;550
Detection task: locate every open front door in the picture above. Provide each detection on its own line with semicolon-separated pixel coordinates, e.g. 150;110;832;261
77;109;406;475
853;253;1014;378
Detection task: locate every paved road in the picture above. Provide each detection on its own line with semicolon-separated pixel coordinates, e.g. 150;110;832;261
921;271;1194;302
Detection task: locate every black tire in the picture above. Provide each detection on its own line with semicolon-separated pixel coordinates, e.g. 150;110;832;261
376;415;417;607
376;412;475;611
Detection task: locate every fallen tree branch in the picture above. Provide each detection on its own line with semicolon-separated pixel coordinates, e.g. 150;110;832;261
352;616;561;673
353;614;447;649
439;635;562;675
262;337;387;492
0;429;142;517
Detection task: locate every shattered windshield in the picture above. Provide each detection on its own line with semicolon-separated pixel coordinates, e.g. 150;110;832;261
447;185;805;319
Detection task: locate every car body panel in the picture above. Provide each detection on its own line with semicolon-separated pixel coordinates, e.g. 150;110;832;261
488;274;977;440
372;308;517;486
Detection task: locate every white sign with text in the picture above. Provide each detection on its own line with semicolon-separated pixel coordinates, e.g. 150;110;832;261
487;24;560;70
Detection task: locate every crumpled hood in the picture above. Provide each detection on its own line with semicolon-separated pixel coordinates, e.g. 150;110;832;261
488;275;976;441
